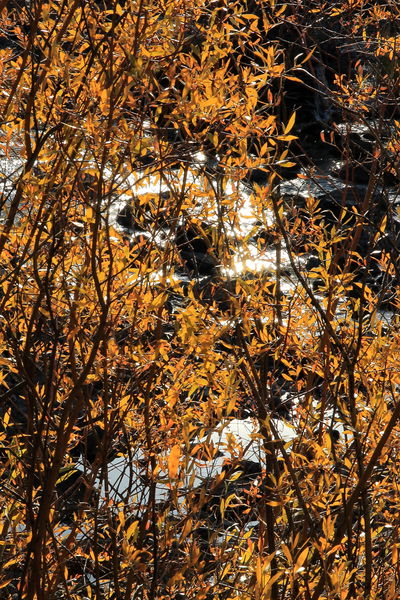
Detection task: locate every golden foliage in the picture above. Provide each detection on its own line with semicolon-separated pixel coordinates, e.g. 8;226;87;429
0;1;400;599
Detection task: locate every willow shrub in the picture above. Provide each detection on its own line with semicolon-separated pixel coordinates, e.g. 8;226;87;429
0;1;400;599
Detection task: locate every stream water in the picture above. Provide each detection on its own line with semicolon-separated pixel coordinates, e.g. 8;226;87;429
82;121;393;510
2;116;399;527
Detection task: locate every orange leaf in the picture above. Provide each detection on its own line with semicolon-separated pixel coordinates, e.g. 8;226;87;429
168;444;181;479
294;547;309;572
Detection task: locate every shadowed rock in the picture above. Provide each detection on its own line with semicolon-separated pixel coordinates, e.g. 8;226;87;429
176;225;219;277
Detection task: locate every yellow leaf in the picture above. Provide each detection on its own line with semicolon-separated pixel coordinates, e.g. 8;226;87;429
277;134;297;141
126;520;139;542
282;543;292;563
255;556;262;584
221;561;231;579
118;510;125;530
284;112;296;134
0;580;13;589
278;161;296;168
295;547;309;572
180;518;193;542
300;47;316;65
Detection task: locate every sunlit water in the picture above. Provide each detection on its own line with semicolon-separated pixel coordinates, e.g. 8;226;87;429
95;417;297;506
0;142;391;525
